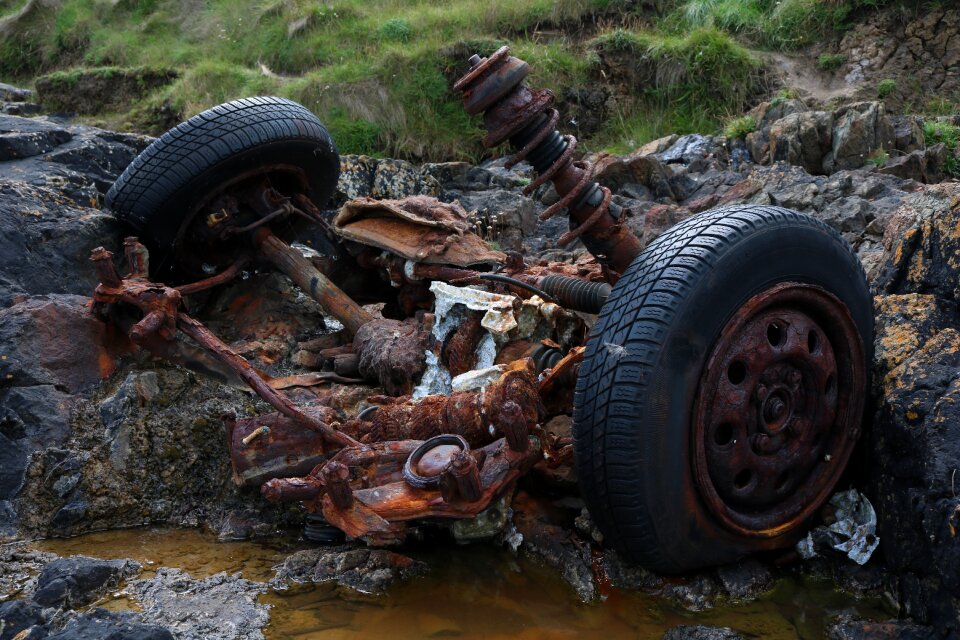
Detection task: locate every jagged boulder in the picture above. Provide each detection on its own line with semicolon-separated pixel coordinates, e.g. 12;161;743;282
869;181;960;631
767;111;834;174
823;102;896;173
33;556;140;608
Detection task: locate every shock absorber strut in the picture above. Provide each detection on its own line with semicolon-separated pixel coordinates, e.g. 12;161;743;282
453;46;643;282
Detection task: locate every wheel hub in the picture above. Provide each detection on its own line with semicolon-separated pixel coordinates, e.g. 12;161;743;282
692;283;865;537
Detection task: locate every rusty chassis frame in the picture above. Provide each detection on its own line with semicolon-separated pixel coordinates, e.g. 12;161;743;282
87;46;859;550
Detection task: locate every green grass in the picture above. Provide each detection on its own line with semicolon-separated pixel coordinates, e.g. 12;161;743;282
865;146;888;167
724;115;757;139
0;0;928;160
923;120;960;177
663;0;909;50
877;78;896;98
590;27;764;148
817;53;846;71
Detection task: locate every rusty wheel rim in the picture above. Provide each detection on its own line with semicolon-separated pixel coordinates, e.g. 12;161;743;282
692;282;865;538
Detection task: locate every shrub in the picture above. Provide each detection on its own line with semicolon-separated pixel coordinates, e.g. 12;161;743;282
923;121;960;177
377;18;413;43
877;78;896;99
817;53;846;72
724;115;757;139
865;146;888;167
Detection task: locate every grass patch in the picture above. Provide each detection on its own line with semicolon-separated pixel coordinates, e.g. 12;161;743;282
0;0;929;160
865;146;888;167
877;78;896;98
378;18;413;42
724;115;757;139
923;120;960;177
664;0;909;50
817;53;846;71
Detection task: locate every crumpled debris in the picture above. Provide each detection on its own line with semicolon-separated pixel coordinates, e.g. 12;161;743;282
451;364;507;393
796;489;879;565
412;282;517;398
333;196;505;266
430;280;518;335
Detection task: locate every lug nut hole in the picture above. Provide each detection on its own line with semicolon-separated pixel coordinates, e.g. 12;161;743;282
714;422;734;446
776;471;791;492
733;469;753;490
727;361;747;385
767;322;785;347
807;330;820;353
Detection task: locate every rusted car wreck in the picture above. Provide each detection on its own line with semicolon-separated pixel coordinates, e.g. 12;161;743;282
91;48;872;572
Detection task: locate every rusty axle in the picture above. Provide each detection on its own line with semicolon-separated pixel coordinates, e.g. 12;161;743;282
254;228;372;335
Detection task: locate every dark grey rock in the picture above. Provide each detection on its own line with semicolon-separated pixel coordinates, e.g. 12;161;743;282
0;599;48;640
0;180;122;306
2;103;42;117
823;102;896;173
0;129;72;162
336;154;377;201
33;557;140;609
371;158;440;199
889;115;925;154
0;116;148;193
826;613;935;640
127;568;268;640
601;550;662;591
46;608;172;640
453;189;537;252
715;559;774;602
878;148;945;184
0;83;32;102
660;573;720;612
819;196;871;233
274;546;427;595
662;625;744;640
658;134;724;171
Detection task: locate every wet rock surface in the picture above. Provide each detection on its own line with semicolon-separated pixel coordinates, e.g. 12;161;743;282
33;556;140;608
662;625;744;640
45;608;175;640
273;546;427;595
126;569;268;640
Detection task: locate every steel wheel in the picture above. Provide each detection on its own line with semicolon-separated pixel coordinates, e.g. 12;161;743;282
692;283;865;538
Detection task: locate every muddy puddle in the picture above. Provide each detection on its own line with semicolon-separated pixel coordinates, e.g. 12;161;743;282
34;528;888;639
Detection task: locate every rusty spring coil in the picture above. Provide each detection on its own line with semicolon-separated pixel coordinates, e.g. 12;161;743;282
454;47;642;279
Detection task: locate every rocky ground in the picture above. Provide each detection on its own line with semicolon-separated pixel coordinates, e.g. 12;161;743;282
2;76;960;639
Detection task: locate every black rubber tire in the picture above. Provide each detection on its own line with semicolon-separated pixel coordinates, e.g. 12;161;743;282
303;512;345;544
573;204;873;573
105;96;339;278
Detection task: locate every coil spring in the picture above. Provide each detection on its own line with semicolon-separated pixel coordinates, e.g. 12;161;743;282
454;48;625;250
508;113;617;248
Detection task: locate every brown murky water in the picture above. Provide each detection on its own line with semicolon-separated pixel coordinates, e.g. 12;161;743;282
35;528;887;639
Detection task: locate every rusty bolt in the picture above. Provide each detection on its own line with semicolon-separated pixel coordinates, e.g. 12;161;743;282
787;370;802;388
321;461;353;510
124;237;150;278
763;396;787;423
754;384;769;403
498;401;528;452
90;247;122;287
446;450;482;503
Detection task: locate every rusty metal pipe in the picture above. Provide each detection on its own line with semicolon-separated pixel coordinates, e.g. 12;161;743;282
254;228;372;335
177;313;359;448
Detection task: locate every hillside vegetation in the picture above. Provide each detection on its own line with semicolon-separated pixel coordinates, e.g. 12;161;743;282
0;0;926;160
